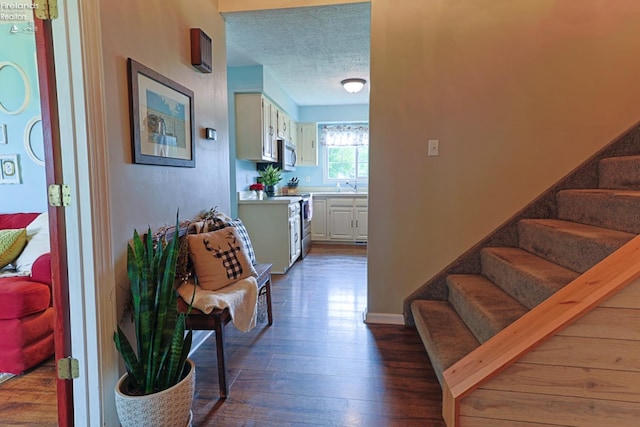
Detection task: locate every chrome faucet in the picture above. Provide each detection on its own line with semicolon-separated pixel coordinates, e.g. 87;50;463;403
345;181;357;193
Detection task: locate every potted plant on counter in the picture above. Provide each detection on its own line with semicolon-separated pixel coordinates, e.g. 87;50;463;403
113;216;195;427
258;164;283;197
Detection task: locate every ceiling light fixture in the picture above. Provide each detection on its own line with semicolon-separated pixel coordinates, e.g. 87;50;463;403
341;78;366;94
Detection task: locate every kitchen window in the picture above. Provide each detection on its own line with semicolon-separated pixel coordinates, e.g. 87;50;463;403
320;123;368;182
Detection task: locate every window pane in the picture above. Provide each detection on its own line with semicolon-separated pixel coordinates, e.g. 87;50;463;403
357;161;368;178
356;146;368;178
328;146;356;180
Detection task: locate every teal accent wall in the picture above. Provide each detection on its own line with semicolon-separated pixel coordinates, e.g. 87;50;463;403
0;22;47;213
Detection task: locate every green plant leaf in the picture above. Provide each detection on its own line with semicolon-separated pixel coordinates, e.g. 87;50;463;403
115;211;191;395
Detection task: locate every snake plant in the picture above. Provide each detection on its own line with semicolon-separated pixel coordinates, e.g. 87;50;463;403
113;216;192;395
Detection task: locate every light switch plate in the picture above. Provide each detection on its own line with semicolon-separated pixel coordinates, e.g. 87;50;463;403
0;124;7;144
428;139;439;156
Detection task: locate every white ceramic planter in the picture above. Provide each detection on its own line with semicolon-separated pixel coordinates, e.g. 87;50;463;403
115;359;195;427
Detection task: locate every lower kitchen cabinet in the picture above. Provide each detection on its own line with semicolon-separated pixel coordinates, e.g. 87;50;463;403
311;194;368;243
311;198;327;240
238;200;301;274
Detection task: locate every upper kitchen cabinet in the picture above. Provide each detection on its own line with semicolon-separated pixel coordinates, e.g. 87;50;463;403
277;110;291;141
236;93;278;162
289;121;298;148
297;123;318;166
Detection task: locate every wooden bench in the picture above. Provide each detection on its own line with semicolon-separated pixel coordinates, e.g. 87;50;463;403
177;263;273;398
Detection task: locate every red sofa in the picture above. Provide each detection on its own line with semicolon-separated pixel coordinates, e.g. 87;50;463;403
0;213;55;374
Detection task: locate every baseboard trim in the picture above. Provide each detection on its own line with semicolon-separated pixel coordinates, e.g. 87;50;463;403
363;310;405;325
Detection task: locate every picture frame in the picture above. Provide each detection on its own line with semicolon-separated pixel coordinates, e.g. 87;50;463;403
0;154;20;184
127;58;195;167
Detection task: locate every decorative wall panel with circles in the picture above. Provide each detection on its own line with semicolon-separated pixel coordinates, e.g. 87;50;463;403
24;115;44;166
0;61;31;115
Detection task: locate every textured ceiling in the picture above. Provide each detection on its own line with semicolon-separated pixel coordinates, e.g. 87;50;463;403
223;3;370;106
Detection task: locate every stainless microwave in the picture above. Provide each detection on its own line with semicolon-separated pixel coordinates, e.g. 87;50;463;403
257;140;297;172
277;139;297;172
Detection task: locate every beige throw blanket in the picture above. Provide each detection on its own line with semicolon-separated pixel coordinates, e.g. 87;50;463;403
177;276;259;333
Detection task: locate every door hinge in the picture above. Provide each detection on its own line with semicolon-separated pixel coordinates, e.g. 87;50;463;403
57;357;79;380
48;184;71;207
34;0;59;20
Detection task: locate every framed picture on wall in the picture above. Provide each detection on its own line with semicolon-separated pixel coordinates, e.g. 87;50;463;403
0;154;20;184
127;58;196;167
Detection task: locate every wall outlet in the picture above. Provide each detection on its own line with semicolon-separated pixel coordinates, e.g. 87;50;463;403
428;139;439;157
0;124;7;144
305;175;311;183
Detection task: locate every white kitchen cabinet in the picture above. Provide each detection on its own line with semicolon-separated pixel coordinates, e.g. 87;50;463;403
235;93;277;162
277;110;291;140
328;206;354;240
289;121;298;149
238;199;301;274
354;207;368;241
312;195;367;243
297;122;318;166
311;198;328;240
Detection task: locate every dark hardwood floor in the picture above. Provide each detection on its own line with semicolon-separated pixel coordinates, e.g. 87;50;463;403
190;244;445;426
0;244;445;426
0;357;57;426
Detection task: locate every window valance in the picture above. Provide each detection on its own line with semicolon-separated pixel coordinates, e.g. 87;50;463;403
319;123;369;146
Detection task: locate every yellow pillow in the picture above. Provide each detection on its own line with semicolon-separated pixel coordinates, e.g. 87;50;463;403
187;227;256;291
0;228;27;268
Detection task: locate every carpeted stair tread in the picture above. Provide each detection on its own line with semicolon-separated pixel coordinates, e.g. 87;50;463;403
599;155;640;190
481;247;580;309
411;300;480;386
447;274;528;343
557;189;640;234
518;218;636;273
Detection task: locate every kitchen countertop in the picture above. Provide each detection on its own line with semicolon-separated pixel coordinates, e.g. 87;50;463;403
310;192;368;197
238;191;367;204
238;196;303;205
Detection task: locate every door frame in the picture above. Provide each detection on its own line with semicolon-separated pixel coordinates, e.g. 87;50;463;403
33;15;73;426
37;0;118;424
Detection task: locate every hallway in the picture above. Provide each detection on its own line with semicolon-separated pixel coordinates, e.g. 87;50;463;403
190;244;445;426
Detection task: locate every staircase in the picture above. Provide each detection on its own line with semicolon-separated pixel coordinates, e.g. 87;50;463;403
405;125;640;390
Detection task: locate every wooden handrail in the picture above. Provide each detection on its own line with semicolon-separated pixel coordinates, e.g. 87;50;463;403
442;234;640;426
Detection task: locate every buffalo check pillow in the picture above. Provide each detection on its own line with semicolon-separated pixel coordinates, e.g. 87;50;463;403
187;227;257;291
228;219;256;265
